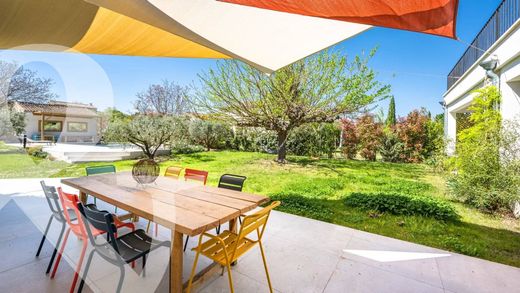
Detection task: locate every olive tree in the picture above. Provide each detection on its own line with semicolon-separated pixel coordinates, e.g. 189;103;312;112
194;49;390;162
103;114;180;159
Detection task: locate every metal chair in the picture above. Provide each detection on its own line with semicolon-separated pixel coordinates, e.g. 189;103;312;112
145;166;185;236
187;201;281;293
184;168;209;185
36;181;82;275
218;174;248;226
85;165;116;210
76;202;170;293
164;166;183;179
218;174;247;192
183;168;209;251
51;188;134;293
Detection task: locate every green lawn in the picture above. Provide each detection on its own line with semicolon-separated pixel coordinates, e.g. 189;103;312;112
1;144;519;267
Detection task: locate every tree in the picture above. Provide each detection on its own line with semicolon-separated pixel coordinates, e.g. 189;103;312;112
385;96;396;126
134;80;190;115
189;120;232;151
395;108;430;163
194;49;390;162
340;118;359;159
0;61;56;104
449;86;520;212
103;114;180;159
356;114;383;161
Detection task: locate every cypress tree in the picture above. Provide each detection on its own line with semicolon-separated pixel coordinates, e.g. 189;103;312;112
386;96;396;126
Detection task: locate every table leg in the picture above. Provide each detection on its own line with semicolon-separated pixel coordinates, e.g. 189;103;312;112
79;191;87;204
171;230;183;293
229;218;237;233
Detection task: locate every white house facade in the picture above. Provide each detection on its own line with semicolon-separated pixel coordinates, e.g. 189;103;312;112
443;0;520;154
12;100;99;143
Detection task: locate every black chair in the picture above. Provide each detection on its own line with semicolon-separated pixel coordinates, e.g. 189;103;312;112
182;174;248;252
219;174;247;226
77;203;170;293
218;174;247;192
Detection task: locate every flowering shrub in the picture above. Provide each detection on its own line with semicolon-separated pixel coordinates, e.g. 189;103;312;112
356;114;383;161
340;118;359;159
395;109;430;163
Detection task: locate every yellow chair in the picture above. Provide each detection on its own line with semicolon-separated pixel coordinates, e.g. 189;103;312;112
146;166;184;236
187;201;280;293
164;166;183;179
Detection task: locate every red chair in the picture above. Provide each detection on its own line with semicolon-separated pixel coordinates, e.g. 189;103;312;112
184;168;209;185
51;188;135;293
183;168;209;251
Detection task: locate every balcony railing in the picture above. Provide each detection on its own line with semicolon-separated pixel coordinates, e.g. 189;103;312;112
447;0;520;89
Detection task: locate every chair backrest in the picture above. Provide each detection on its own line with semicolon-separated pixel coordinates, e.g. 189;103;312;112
164;166;183;179
40;181;64;220
86;165;116;176
77;202;119;250
57;188;87;235
184;168;208;185
218;174;247;191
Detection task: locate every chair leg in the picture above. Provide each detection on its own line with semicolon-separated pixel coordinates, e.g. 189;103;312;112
186;250;201;293
258;241;273;293
69;239;87;293
141;255;147;277
78;250;95;293
36;215;53;257
46;222;66;274
225;263;235;293
216;225;221;234
183;236;189;252
155;223;158;237
50;227;71;278
116;265;125;293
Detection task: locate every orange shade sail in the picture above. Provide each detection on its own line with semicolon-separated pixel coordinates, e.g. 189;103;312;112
220;0;459;39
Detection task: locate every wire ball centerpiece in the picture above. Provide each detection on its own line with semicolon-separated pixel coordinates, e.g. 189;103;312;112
132;159;160;185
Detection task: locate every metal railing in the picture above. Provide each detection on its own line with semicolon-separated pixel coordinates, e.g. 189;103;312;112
447;0;520;89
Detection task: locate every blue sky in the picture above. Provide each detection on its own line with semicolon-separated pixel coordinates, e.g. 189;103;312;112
1;0;502;117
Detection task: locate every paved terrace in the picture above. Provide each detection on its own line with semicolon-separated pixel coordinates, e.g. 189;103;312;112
1;179;518;293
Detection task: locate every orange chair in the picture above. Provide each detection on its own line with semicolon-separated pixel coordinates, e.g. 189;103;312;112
184;168;209;185
164;166;183;179
51;188;134;293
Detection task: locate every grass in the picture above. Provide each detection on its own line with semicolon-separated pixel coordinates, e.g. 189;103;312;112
1;144;519;267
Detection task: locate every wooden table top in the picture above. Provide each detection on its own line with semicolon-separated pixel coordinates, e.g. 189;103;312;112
61;172;269;236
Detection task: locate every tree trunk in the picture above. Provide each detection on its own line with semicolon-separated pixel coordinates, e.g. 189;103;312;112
276;130;288;163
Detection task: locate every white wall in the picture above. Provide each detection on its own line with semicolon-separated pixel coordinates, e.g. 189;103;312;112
444;19;520;153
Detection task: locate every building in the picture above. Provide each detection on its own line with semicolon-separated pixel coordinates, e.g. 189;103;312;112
443;0;520;154
11;100;99;143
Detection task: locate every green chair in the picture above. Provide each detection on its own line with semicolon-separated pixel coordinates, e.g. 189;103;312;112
85;165;117;211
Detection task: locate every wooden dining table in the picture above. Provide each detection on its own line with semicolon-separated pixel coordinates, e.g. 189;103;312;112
61;172;269;293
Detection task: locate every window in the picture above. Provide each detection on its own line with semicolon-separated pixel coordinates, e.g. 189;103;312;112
39;120;62;132
67;122;88;132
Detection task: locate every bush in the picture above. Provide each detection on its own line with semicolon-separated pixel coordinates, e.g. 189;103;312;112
189;120;232;151
287;123;340;158
394;109;430;163
448;86;520;213
340;118;359;159
356;114;383;161
170;141;205;154
26;146;48;159
344;192;459;221
379;130;405;162
269;192;335;222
